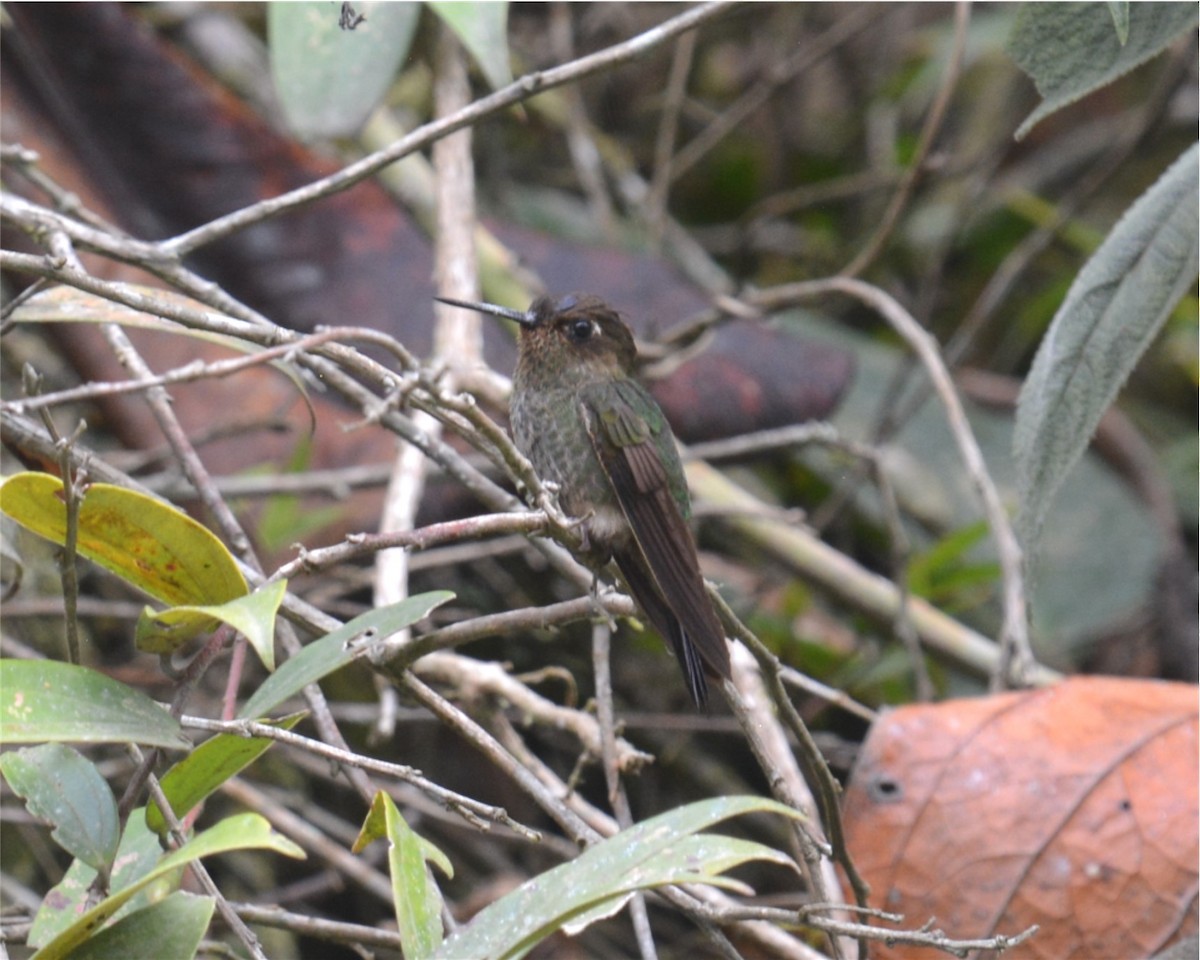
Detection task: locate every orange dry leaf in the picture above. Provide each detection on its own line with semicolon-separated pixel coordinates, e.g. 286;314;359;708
842;677;1198;959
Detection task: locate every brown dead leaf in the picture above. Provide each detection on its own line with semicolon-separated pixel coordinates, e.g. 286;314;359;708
842;677;1198;959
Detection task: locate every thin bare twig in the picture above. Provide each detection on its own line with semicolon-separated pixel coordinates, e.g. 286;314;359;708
668;5;883;185
550;3;617;238
0;248;517;513
156;2;738;257
400;670;600;845
0;142;125;233
722;641;854;959
275;512;551;582
4;325;415;414
229;903;405;953
646;26;697;243
21;366;86;665
591;620;659;960
131;746;268;960
180;715;539;839
750;278;1035;688
372;18;483;683
409;651;652;771
718;597;869;913
841;1;970;278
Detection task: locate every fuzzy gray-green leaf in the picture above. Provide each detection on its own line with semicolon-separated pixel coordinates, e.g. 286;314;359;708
1009;3;1198;139
1015;143;1198;555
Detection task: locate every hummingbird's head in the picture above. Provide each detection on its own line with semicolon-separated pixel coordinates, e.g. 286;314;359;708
436;294;638;385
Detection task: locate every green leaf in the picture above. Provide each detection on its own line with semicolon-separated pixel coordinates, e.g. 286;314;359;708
31;813;305;960
1015;143;1199;555
136;580;288;670
1107;1;1130;45
906;521;1000;611
0;474;247;606
256;436;344;552
1009;2;1198;139
29;808;165;948
62;891;214;960
0;660;189;750
356;792;452;960
560;832;792;935
434;796;803;960
145;712;305;838
0;744;119;872
256;495;344;554
269;1;421;141
428;1;514;91
238;591;455;719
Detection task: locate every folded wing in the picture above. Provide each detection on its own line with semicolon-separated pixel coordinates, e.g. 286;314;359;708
580;383;731;705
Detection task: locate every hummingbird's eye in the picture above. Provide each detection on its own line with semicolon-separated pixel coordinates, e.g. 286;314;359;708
568;318;595;342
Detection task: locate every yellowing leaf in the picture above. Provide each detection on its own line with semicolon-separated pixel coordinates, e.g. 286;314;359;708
0;474;246;606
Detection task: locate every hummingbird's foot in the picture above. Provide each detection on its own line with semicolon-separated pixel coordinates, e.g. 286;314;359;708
567;508;624;570
534;482;576;533
555;508;603;566
572;513;595;553
531;478;561;506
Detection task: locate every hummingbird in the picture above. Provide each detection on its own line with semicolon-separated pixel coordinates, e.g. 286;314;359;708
436;293;732;706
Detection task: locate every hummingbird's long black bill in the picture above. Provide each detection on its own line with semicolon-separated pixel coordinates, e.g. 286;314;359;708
435;296;534;326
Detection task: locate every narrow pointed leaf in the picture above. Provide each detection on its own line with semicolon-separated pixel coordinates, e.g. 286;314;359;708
0;474;246;606
355;793;455;875
12;283;249;341
561;833;794;935
428;2;513;91
136;579;288;669
1;660;189;749
1015;143;1199;553
7;285;313;403
269;1;421;141
62;891;214;960
145;712;305;837
1107;1;1130;45
32;813;304;960
239;592;454;719
435;796;803;960
0;744;119;871
256;435;344;550
357;791;451;960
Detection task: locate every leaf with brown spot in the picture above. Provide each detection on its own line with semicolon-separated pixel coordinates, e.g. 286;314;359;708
0;474;246;606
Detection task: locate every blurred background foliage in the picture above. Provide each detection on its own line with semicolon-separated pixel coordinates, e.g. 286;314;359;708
1;3;1196;957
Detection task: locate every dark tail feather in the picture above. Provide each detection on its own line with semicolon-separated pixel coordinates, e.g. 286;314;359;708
614;548;709;707
676;627;709;708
